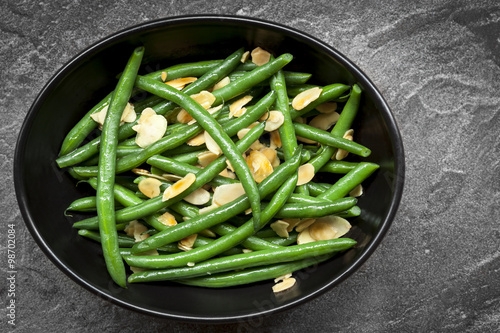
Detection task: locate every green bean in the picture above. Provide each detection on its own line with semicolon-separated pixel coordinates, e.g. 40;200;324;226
57;49;244;168
263;232;298;246
175;254;333;288
293;123;371;157
270;197;357;219
286;193;331;204
229;71;311;86
289;83;352;120
211;53;293;105
307;84;363;172
306;181;330;196
286;84;319;97
65;196;97;213
317;162;379;201
335;206;362;218
319;161;359;174
276;148;312;164
129;146;302;254
73;123;266;230
210;223;282;251
96;46;144;288
127;238;355;282
124;173;298;269
135;75;263;229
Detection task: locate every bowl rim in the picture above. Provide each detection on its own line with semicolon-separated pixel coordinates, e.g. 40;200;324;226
14;14;405;323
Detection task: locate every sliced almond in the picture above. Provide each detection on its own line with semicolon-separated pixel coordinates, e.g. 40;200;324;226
270;220;290;238
241;50;250;63
246;150;273;183
299;216;352;243
191;90;216;109
177;109;194;124
91;102;136;129
157;211;178;227
187;104;223;125
184;187;210;205
160;173;183;182
309;111;340;131
309;222;338;241
198;204;219;215
165;77;197;90
199;228;217;238
131;168;168;181
316;102;337;114
124;220;149;242
349;184;363;197
197;150;219;167
292;87;323;111
212;76;230;91
297;227;316;245
335;129;354;160
274;273;292;283
138;177;163;198
283;218;301;232
132;108;168;148
178;234;198;251
204;131;222;156
162;173;196;201
219;168;236;179
272;277;296;293
251;47;271;66
161;71;167;82
269;130;282;149
259;147;280;168
186;132;206;146
242;249;253;254
212;183;246;206
229;95;253;118
264;111;285;132
295;218;316;233
297;163;315;186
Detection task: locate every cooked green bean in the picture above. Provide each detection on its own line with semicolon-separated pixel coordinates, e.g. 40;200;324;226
96;46;144;288
271;197;357;219
127;238;355;282
289;83;351;120
65;196;97;213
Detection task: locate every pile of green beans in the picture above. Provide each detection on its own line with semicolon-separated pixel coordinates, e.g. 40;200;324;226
58;46;379;290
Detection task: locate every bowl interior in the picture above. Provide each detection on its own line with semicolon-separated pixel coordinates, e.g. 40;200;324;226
15;16;404;322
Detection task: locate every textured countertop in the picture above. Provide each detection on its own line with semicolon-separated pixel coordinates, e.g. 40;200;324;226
2;0;500;332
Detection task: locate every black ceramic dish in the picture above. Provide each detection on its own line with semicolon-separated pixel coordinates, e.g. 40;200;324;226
14;15;404;322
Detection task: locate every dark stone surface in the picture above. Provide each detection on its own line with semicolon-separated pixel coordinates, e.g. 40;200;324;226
2;0;500;332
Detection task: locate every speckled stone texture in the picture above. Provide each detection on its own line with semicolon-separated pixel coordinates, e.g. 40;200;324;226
2;0;500;332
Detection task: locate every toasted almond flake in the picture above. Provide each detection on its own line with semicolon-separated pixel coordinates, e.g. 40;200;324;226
259;111;270;122
309;111;340;131
241;51;250;63
349;184;363;197
184;187;210;205
177;109;193;123
124;220;150;242
260;147;280;168
204;131;222;156
272;277;296;293
264;111;285;132
165;77;197;90
270;220;290;238
212;183;245;206
199;204;219;215
138;177;163;198
251;47;271;66
199;228;217;238
197;151;219;167
191;90;216;109
246;150;273;183
335;129;354;160
295;218;317;233
274;273;292;283
188;104;223;125
297;163;315;186
297;227;316;245
316;102;337;114
187;262;195;267
219;168;236;179
309;222;338;241
283;218;301;232
242;249;253;254
132;168;169;181
297;136;317;144
292;87;323;110
161;173;183;182
187;132;206;146
162;173;196;201
270;130;282;149
133;108;168;148
157;211;178;227
180;234;198;249
161;71;167;82
229;95;253;118
91;102;136;129
212;76;230;91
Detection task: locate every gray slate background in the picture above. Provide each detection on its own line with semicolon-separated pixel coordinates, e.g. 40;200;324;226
2;0;500;332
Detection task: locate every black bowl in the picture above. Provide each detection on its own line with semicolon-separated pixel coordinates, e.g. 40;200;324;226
14;15;404;322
